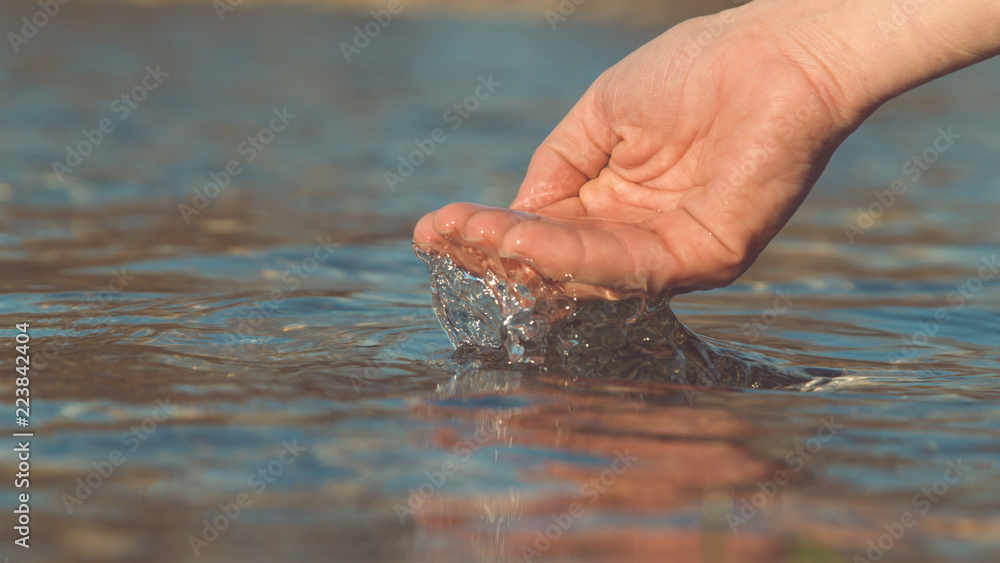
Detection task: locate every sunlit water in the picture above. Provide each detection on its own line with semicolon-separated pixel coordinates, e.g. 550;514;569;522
0;3;999;562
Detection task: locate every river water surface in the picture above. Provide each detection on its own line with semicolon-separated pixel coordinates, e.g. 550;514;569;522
1;3;999;562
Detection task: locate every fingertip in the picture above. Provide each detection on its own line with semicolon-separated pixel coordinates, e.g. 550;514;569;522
496;220;565;272
496;224;527;260
431;206;460;236
413;210;439;246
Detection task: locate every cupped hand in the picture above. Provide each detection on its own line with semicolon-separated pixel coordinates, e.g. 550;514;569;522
415;5;864;298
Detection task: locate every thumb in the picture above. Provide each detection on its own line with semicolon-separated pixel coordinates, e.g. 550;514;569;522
511;85;619;211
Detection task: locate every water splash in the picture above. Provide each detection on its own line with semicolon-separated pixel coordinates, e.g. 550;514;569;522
416;245;838;389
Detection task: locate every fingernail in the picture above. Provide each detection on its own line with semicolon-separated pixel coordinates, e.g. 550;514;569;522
498;249;521;259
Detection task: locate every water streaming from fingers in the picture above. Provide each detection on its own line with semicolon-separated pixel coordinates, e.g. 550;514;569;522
417;246;839;389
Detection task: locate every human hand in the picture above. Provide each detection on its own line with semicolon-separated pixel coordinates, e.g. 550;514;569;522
414;0;1000;299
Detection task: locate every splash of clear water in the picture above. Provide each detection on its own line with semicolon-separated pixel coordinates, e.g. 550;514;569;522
416;245;836;389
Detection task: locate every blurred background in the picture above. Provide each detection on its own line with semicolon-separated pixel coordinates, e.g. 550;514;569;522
1;0;999;562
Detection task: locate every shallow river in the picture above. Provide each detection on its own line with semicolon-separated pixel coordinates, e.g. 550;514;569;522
1;3;999;562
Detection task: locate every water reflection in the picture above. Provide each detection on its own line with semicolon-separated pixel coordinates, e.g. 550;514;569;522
1;2;999;562
405;382;840;563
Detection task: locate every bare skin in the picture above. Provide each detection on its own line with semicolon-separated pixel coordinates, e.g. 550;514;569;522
414;0;1000;299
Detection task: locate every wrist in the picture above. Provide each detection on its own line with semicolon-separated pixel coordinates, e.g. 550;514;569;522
744;0;1000;124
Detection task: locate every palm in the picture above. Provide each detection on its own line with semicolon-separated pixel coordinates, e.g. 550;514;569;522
415;11;855;298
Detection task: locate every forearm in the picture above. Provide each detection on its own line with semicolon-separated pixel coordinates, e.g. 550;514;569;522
745;0;1000;120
